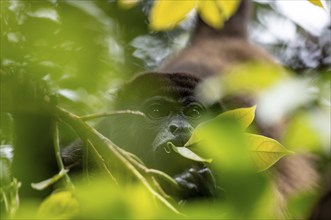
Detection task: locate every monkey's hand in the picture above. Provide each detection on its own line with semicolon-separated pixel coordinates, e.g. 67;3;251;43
174;166;217;199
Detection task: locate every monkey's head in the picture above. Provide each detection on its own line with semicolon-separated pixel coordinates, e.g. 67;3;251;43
102;72;220;175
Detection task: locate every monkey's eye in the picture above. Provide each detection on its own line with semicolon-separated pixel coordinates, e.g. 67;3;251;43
184;104;204;119
145;104;169;119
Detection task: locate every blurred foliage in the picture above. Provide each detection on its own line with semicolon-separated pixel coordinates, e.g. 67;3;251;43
0;0;330;219
252;1;330;71
38;190;79;219
308;0;325;8
121;0;241;30
1;0;149;115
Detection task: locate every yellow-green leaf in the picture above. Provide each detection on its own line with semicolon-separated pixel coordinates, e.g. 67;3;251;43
216;0;241;18
247;134;293;172
216;105;256;129
169;142;212;163
223;63;287;94
307;0;324;8
198;1;224;29
185;106;256;146
283;112;322;152
38;191;80;218
149;0;197;30
118;0;141;9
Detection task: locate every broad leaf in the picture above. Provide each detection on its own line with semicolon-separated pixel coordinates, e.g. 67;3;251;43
185;106;256;146
247;134;293;172
283;112;322;152
216;105;256;129
38;191;79;218
168;142;212;163
223;63;287;94
307;0;324;8
149;0;197;30
198;1;224;29
217;0;241;18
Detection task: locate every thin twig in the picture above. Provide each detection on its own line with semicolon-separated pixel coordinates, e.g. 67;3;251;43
87;140;118;184
52;121;74;190
80;110;145;121
82;138;90;182
147;169;179;188
151;176;172;200
102;139;181;214
116;148;179;189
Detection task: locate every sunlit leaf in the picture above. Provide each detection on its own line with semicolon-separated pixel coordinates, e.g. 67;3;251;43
149;0;241;30
197;63;287;106
216;0;241;18
185;106;256;146
223;63;287;94
194;117;254;172
76;178;169;219
149;0;197;30
283;112;322;152
307;0;324;8
31;169;68;190
247;134;293;172
216;106;256;129
198;1;224;29
38;191;79;218
168;142;212;163
118;0;141;9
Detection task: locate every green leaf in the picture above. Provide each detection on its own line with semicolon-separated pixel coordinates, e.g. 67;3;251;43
223;63;287;94
307;0;324;8
217;105;256;129
196;63;287;104
185;106;256;146
216;0;241;18
184;107;289;172
38;191;79;218
198;1;224;29
283;112;322;152
168;142;212;163
149;0;197;30
247;134;293;172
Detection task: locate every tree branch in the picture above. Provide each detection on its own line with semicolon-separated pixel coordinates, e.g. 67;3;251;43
54;106;180;214
80;110;145;121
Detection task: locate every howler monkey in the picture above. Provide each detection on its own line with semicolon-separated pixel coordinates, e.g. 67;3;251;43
62;0;319;213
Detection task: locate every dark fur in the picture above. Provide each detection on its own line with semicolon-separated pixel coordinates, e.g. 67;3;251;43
114;72;201;109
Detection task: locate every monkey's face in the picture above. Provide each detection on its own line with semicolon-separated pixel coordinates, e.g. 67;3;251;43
142;96;208;174
109;72;218;174
142;95;205;150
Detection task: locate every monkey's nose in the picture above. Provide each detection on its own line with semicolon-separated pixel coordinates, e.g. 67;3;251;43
169;124;178;134
169;124;193;135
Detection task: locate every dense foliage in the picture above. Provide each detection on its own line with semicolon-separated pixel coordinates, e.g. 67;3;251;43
1;0;330;219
